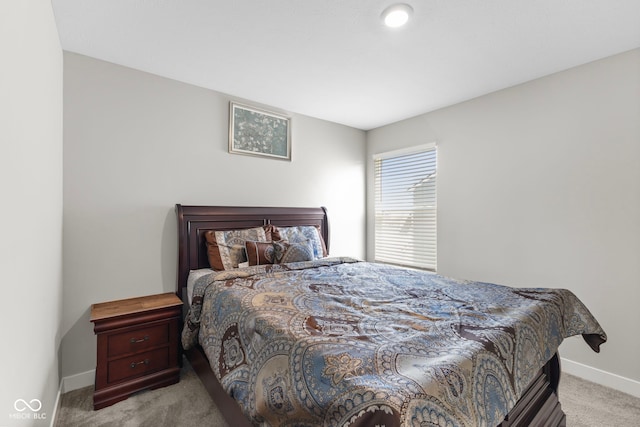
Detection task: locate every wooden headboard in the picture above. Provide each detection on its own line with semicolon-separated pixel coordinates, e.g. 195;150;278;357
175;204;329;300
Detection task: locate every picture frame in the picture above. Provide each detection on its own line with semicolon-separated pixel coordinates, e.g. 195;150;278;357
229;102;291;161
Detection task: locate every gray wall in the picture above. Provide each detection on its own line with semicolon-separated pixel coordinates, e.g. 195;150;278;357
62;52;366;378
367;49;640;389
61;45;639;394
0;1;63;425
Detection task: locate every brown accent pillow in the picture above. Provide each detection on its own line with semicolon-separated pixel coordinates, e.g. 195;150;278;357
245;241;276;266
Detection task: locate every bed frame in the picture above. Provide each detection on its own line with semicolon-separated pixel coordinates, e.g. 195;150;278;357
175;204;566;427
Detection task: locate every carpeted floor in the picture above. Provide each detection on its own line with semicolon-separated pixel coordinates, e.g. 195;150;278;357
559;374;640;426
54;359;228;427
55;358;640;426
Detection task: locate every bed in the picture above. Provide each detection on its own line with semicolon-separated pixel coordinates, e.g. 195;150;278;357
175;204;606;427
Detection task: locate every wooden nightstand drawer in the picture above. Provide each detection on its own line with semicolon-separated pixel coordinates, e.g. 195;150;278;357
107;347;170;383
108;323;170;358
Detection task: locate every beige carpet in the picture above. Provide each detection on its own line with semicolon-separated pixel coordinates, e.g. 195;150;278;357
55;359;640;426
54;359;228;427
559;373;640;426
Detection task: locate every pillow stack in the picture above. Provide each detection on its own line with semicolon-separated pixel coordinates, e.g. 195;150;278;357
204;225;327;270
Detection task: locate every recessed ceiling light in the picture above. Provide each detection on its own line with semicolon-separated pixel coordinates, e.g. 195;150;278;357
381;3;413;28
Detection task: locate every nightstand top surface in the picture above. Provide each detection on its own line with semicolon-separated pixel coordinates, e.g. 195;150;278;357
90;292;182;322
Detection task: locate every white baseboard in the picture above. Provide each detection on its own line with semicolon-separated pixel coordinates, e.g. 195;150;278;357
561;357;640;399
49;370;93;427
61;369;95;393
48;382;62;427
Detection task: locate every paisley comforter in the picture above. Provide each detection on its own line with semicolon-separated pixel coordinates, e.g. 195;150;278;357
182;258;606;427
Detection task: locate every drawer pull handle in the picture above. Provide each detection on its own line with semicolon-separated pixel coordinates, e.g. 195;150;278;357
130;359;149;369
130;335;149;344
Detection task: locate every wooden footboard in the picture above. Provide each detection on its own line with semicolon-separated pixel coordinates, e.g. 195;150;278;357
499;354;566;427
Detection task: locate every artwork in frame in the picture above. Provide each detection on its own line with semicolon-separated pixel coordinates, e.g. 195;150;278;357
229;102;291;160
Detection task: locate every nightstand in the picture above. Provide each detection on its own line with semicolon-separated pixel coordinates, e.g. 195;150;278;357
90;292;182;410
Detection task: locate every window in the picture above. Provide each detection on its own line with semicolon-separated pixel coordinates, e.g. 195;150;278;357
373;144;437;270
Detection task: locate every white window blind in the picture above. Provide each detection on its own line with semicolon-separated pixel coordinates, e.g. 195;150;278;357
374;144;437;270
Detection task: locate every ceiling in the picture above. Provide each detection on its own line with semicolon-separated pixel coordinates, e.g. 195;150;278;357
52;0;640;130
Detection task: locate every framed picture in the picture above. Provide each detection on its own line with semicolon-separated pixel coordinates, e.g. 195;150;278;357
229;102;291;160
